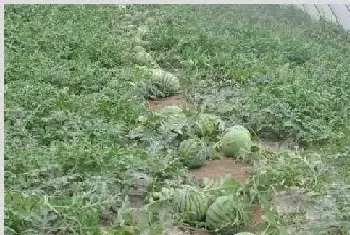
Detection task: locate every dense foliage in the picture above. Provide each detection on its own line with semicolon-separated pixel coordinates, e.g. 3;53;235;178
5;4;350;235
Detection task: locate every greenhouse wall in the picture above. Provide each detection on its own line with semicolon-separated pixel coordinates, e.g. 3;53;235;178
292;4;350;30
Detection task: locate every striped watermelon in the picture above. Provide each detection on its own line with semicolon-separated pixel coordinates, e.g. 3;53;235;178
139;81;165;99
172;187;209;223
151;69;180;96
221;125;252;158
206;195;247;234
179;138;207;169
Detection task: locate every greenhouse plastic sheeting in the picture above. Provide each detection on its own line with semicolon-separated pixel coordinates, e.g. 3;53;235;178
291;4;350;30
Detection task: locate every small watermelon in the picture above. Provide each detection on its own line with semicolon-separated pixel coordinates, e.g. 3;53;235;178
221;125;252;158
194;113;225;139
206;195;247;234
179;138;207;169
134;50;156;66
172;187;209;223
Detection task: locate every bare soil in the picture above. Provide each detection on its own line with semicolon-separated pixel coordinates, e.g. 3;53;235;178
189;158;252;184
164;226;211;235
148;95;192;111
248;204;265;232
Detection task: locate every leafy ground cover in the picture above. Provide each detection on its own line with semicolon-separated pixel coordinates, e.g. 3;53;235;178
4;4;350;235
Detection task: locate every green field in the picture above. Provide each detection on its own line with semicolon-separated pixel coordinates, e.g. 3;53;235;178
5;5;350;235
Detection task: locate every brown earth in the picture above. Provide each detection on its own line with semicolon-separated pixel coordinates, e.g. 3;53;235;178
248;204;265;232
189;158;252;184
148;95;192;111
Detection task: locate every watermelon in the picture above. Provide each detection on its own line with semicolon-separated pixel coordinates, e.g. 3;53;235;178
140;81;165;99
172;187;209;223
194;114;225;139
234;233;255;235
179;138;207;169
134;50;156;66
151;69;180;96
221;125;252;158
206;195;246;234
155;105;188;135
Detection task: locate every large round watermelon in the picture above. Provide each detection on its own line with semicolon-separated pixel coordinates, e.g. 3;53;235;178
151;69;180;96
206;195;246;234
179;138;207;169
172;187;209;223
221;125;252;158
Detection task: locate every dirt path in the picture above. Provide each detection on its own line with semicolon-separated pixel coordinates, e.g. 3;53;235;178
189;158;252;184
148;95;193;111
